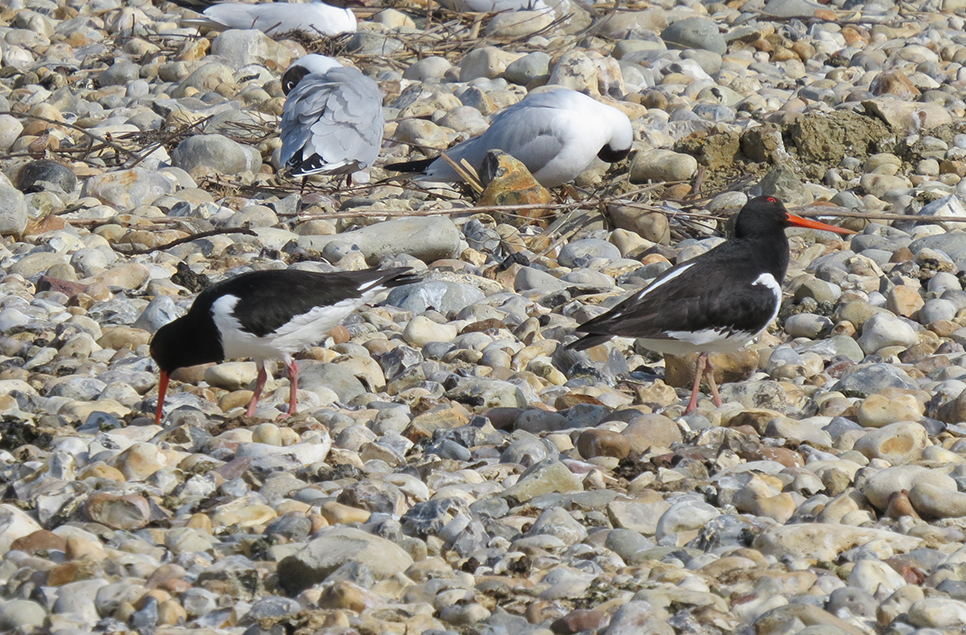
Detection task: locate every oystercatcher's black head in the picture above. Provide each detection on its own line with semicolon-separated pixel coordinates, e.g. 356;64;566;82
150;318;222;375
150;317;224;425
735;196;854;239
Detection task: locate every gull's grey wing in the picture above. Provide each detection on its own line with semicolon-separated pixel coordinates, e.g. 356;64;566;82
280;67;385;176
424;97;575;181
199;2;260;28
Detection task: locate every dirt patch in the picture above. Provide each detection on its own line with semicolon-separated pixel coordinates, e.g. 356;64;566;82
783;109;895;166
899;120;966;164
674;130;769;195
675;130;741;171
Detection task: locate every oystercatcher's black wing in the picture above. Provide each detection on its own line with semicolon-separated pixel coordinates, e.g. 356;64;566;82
191;267;416;338
570;241;784;350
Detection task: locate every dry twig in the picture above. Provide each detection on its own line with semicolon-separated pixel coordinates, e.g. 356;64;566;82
113;227;258;255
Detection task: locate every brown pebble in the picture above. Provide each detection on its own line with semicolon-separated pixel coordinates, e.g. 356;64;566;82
310;513;328;534
890;246;915;263
145;564;187;590
64;535;107;561
157;599;187;625
576;429;630;460
551;608;609;634
10;530;67;555
884;490;920;520
329;325;351;344
621;413;683;455
317;580;381;612
186;513;213;533
161;578;191;595
744;445;804;468
137;589;171;608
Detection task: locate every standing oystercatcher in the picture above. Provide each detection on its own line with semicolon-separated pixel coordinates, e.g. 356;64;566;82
387;88;633;188
150;267;415;424
568;197;853;413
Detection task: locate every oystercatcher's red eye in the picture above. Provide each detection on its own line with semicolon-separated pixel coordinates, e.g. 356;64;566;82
767;197;777;203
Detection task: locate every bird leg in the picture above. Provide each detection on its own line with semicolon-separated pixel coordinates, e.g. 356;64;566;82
685;353;707;414
684;352;724;414
704;354;723;408
284;360;299;417
246;361;269;417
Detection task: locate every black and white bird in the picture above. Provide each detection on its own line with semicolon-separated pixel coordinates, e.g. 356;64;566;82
176;0;357;36
568;197;854;413
150;267;415;424
387;87;633;188
279;55;385;185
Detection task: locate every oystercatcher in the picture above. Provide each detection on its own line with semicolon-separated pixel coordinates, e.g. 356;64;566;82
280;55;385;185
568;197;853;413
150;267;415;424
387;88;633;188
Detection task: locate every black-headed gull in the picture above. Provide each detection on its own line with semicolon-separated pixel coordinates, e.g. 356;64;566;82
436;0;550;11
179;0;356;36
279;55;385;184
388;88;633;188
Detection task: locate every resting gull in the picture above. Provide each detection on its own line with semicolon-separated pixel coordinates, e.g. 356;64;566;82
177;0;356;36
387;87;633;188
435;0;550;11
279;55;385;185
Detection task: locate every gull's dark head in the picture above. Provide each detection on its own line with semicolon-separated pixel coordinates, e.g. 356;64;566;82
281;54;343;95
598;106;634;164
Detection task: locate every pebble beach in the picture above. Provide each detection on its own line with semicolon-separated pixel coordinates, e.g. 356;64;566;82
2;0;966;633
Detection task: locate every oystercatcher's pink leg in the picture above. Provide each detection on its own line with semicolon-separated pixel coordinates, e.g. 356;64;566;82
246;361;268;417
685;353;707;414
285;360;299;417
704;354;723;407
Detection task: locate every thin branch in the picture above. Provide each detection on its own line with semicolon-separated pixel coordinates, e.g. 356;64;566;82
126;115;213;168
438;151;484;194
296;200;591;221
0;110;137;160
113;227;258;255
791;205;961;224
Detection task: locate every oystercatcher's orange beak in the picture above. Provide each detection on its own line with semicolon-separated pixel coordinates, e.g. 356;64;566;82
787;214;855;235
155;371;169;426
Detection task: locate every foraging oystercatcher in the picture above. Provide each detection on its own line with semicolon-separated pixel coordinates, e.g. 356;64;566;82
150;267;415;424
568;196;853;413
387;88;633;188
280;55;385;185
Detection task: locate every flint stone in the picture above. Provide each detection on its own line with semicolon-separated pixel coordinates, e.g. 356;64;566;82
277;527;414;595
299;217;462;265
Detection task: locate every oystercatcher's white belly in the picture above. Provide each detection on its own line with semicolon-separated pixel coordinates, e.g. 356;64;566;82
637;329;758;356
211;295;361;363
